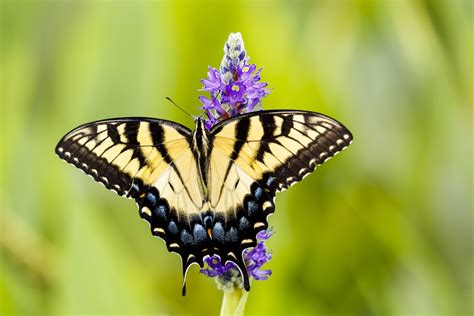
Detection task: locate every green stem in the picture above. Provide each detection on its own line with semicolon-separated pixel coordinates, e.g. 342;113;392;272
220;288;248;316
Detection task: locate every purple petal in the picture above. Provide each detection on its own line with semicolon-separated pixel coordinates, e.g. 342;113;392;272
257;228;273;240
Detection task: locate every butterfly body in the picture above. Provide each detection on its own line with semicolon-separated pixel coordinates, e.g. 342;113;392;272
56;110;352;293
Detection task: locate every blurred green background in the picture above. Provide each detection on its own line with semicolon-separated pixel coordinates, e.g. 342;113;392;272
1;1;472;315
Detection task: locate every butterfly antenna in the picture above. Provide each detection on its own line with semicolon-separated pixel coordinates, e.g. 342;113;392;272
166;97;195;120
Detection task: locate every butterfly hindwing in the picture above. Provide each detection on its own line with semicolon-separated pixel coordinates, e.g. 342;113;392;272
207;110;352;280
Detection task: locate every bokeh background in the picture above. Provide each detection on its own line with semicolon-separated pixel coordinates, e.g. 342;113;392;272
1;1;472;315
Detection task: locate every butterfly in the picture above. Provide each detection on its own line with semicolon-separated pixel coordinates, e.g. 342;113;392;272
55;110;352;294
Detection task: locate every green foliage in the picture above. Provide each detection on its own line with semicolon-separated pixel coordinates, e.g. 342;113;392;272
1;1;471;315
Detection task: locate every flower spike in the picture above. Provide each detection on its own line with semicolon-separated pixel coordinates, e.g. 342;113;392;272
199;32;269;129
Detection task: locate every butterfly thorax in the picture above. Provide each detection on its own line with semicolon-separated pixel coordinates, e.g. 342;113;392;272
192;118;209;184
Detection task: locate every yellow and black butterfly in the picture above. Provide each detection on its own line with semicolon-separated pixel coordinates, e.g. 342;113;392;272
55;110;352;293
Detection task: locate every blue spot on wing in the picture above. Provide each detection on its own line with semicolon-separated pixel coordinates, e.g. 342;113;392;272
266;176;276;186
239;217;250;230
225;227;238;243
181;230;194;245
212;222;225;243
168;221;178;235
247;200;258;217
155;205;167;220
193;224;207;243
146;192;157;206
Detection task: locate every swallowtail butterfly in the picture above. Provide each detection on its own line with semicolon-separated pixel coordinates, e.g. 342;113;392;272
55;110;352;294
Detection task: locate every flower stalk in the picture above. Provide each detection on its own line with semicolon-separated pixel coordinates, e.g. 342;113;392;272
220;288;249;316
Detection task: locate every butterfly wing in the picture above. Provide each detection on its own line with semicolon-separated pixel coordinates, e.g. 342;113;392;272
207;110;353;289
55;118;211;281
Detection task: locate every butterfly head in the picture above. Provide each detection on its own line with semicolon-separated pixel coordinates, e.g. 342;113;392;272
194;115;208;134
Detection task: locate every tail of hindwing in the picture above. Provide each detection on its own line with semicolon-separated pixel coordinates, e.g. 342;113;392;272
209;175;276;291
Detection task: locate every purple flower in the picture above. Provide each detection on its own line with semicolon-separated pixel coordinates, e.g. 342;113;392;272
200;229;273;290
198;32;269;129
201;67;224;93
